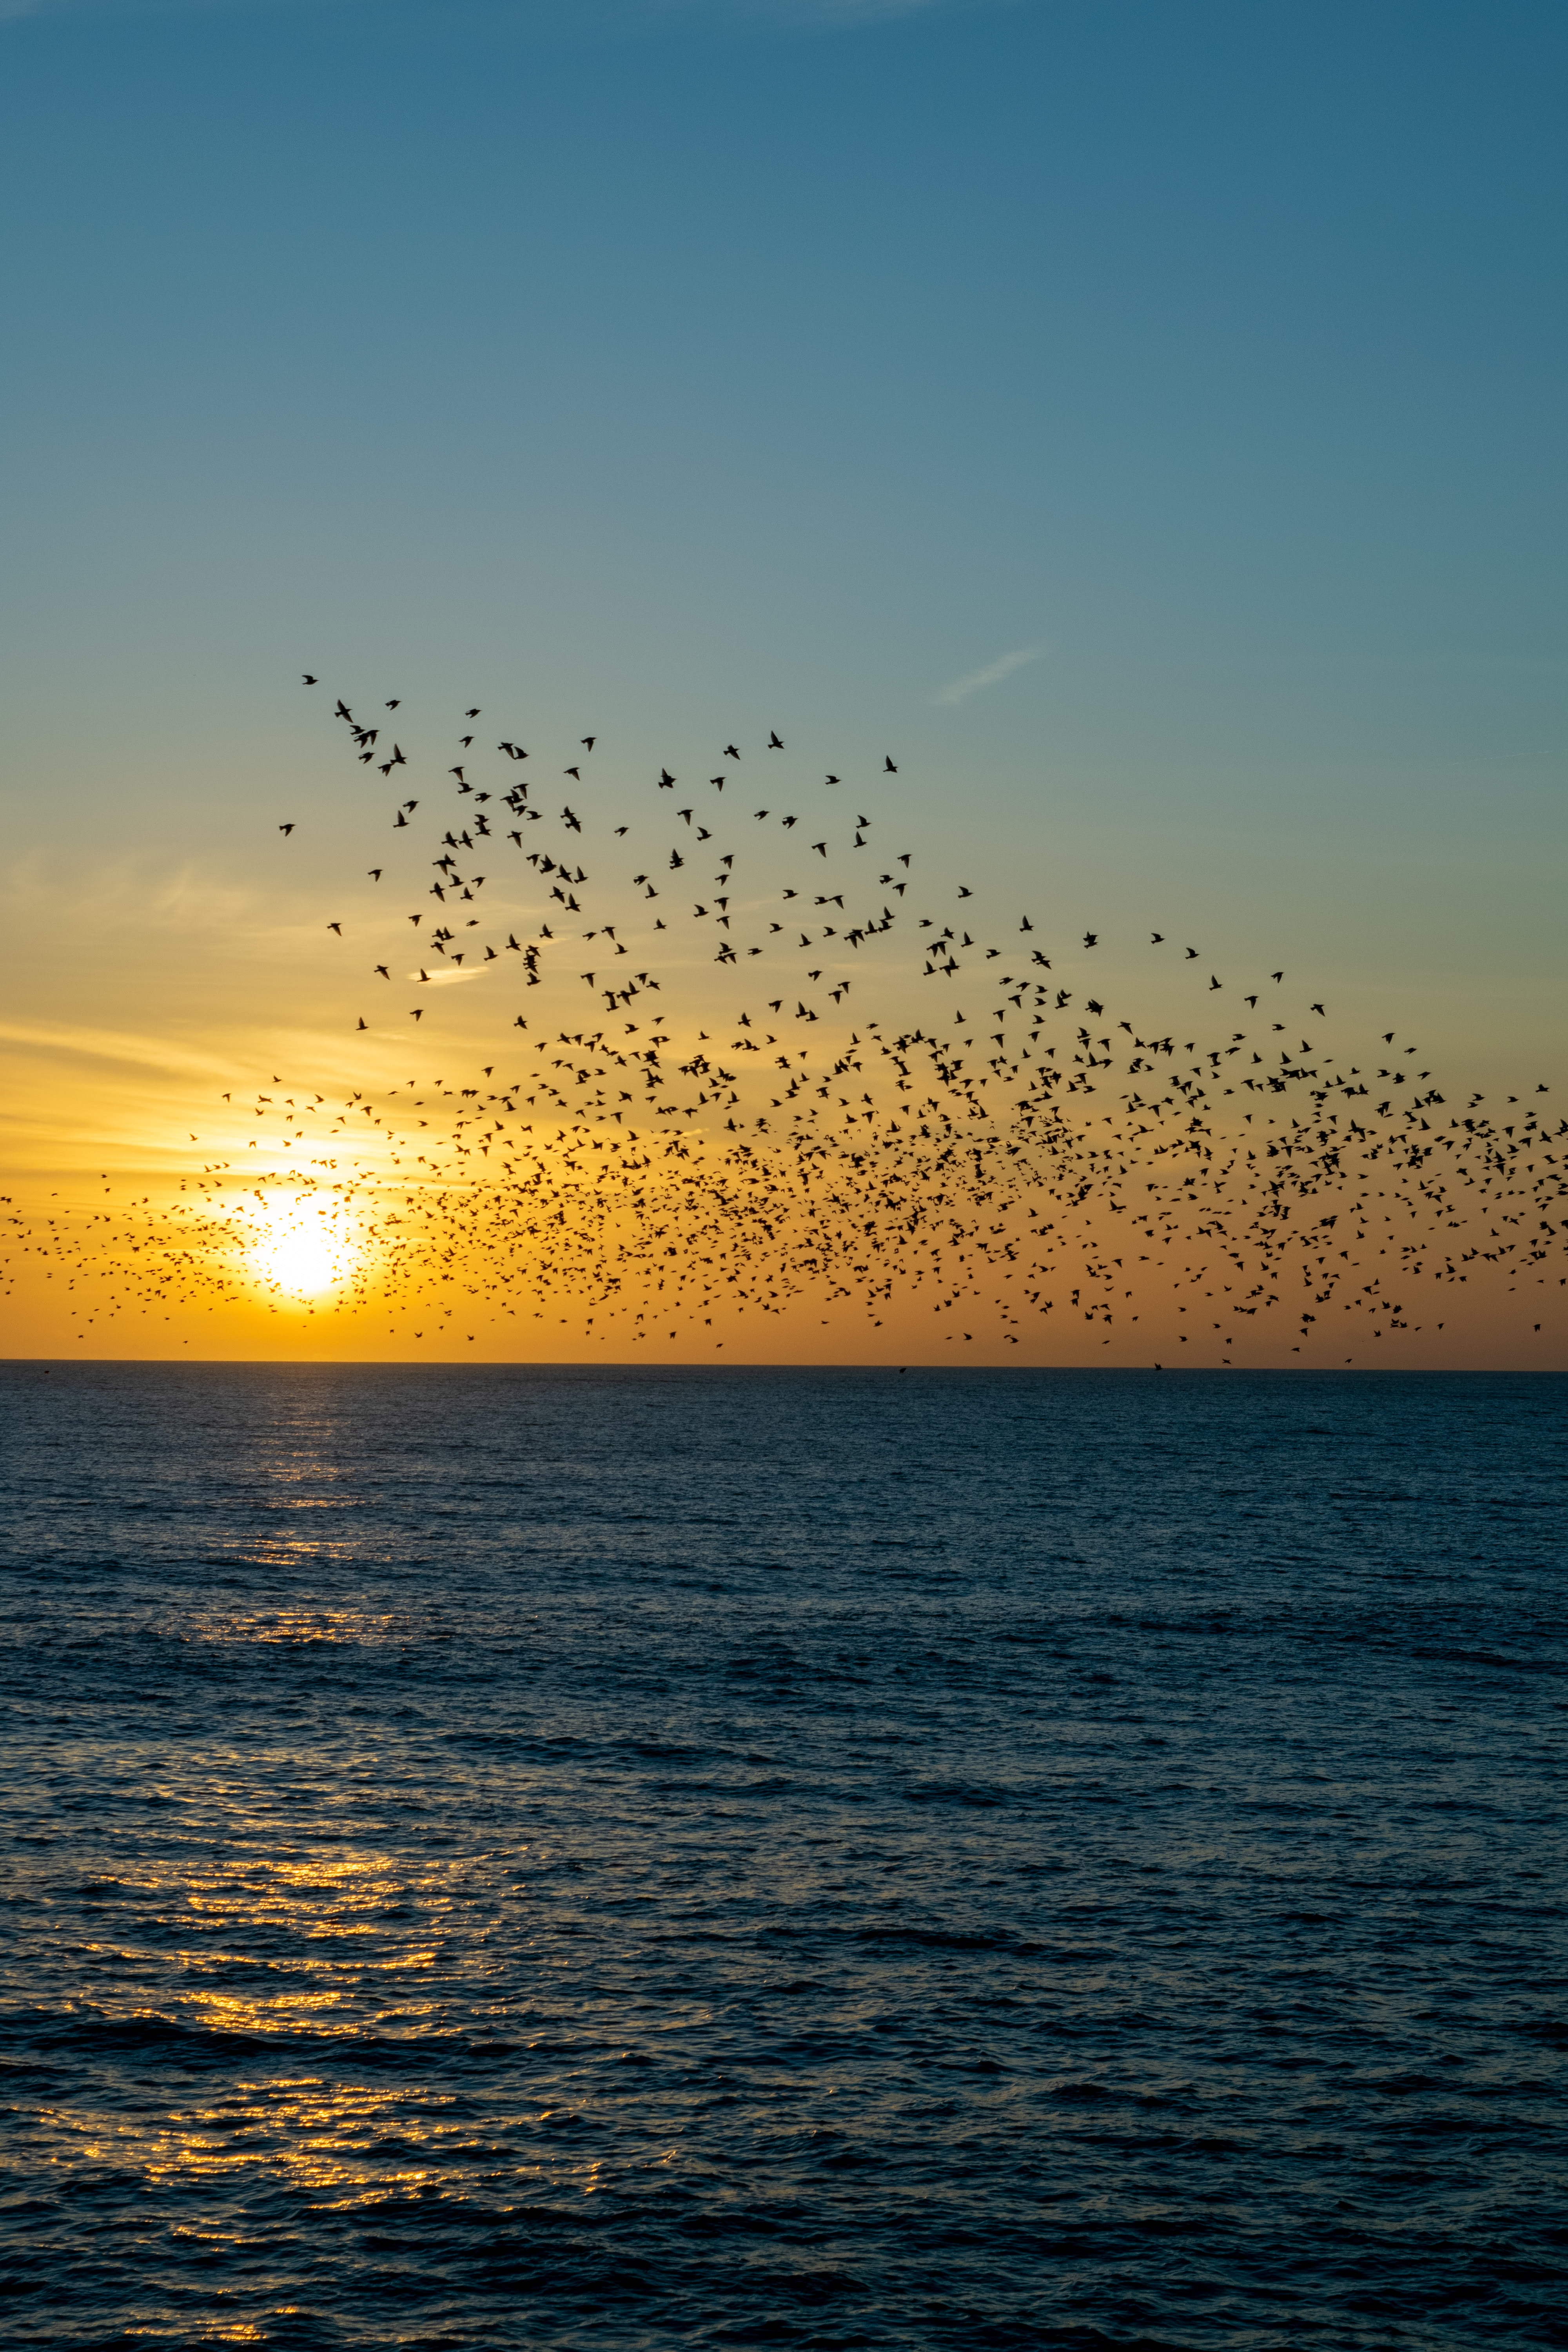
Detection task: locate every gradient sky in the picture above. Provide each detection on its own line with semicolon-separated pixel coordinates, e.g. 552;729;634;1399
2;0;1564;1360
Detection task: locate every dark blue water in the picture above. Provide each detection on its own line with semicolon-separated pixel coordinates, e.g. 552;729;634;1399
1;1366;1564;2350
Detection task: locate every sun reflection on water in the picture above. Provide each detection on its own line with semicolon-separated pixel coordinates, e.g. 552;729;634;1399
94;2076;466;2198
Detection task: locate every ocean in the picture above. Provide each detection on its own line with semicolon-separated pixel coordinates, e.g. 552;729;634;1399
1;1364;1564;2350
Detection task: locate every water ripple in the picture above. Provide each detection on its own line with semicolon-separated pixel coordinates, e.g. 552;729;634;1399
0;1365;1563;2348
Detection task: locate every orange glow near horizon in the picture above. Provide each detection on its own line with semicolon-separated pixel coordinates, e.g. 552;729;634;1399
2;691;1563;1371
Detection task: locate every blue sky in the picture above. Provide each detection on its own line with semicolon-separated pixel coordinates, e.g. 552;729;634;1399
2;0;1564;1080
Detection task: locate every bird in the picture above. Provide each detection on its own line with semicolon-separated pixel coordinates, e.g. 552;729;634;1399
279;824;295;836
303;673;318;685
182;664;1555;1387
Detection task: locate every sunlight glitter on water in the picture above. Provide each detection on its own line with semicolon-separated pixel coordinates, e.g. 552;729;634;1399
4;1363;1564;2350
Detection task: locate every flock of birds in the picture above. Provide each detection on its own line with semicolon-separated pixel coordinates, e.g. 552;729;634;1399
9;676;1563;1356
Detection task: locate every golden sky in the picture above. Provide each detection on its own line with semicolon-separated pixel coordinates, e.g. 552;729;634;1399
5;696;1562;1367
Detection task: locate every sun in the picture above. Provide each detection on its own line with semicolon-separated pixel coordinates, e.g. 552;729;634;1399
248;1200;355;1298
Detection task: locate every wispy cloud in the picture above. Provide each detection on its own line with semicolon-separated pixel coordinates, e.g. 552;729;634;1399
933;643;1045;708
0;1016;234;1078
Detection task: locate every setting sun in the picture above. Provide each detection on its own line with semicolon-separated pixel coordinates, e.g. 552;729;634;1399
248;1202;354;1298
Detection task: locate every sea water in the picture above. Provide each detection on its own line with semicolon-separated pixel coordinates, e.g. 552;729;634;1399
1;1364;1564;2348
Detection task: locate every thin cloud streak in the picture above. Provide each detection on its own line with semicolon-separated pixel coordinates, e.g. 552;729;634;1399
934;644;1044;707
0;1017;237;1080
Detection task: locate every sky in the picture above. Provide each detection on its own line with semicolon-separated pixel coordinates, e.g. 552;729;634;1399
1;0;1564;1362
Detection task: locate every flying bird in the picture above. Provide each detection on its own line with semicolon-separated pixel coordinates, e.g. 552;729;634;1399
181;664;1558;1389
